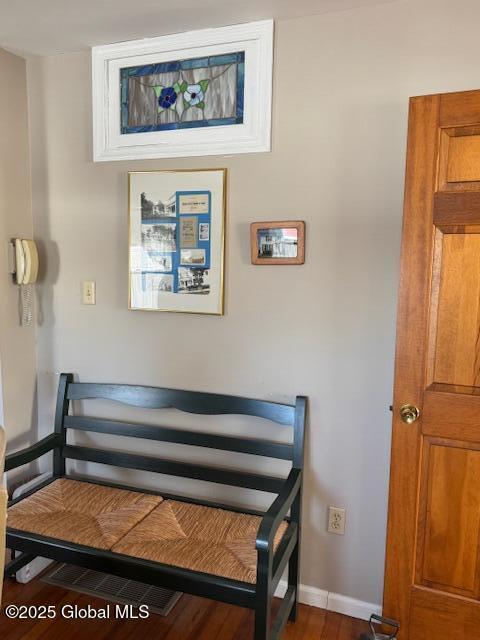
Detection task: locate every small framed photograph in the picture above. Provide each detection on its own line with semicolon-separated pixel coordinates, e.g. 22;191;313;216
129;168;226;314
250;221;305;265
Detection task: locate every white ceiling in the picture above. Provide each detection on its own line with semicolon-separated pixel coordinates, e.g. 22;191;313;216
0;0;395;57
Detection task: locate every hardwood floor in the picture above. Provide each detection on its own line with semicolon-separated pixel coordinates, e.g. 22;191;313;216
0;576;370;639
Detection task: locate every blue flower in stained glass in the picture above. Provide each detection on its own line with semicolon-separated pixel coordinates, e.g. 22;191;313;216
183;84;205;107
158;87;177;109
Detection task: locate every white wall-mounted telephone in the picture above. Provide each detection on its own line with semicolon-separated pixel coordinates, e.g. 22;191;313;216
10;239;39;326
14;239;39;285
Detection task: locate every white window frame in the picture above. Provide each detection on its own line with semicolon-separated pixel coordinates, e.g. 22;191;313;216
92;20;273;161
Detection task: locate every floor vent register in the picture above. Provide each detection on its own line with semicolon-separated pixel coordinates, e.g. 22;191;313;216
42;563;182;616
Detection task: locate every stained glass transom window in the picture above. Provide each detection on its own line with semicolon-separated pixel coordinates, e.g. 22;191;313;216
120;51;245;134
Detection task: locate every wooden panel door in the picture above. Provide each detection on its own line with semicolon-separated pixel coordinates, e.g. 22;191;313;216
384;89;480;639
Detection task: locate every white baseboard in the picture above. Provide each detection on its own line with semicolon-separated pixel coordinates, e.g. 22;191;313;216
275;580;381;622
326;592;382;621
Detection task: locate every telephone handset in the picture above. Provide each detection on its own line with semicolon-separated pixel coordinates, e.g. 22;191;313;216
11;239;39;327
15;239;39;285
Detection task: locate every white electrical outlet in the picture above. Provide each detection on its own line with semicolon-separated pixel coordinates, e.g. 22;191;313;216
328;506;346;535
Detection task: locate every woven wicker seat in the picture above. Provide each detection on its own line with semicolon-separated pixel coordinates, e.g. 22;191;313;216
112;499;288;584
7;479;162;550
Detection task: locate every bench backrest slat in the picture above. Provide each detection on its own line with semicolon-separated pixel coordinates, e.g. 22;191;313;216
62;445;286;493
64;416;293;461
66;383;295;426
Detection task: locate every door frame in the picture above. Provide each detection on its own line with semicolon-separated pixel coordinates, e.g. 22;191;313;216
382;93;440;634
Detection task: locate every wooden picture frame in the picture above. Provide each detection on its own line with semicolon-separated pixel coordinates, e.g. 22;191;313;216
250;221;305;265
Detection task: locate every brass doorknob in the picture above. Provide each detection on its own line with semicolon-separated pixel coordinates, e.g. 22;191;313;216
399;404;420;424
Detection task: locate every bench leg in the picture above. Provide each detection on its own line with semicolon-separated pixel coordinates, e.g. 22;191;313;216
255;581;297;640
4;551;37;577
288;540;299;622
254;600;271;640
255;549;271;640
288;491;301;622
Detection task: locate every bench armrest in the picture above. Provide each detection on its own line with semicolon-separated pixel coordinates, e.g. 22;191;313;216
256;467;302;553
5;434;60;472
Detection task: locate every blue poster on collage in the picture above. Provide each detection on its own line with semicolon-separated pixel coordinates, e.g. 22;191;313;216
141;191;212;295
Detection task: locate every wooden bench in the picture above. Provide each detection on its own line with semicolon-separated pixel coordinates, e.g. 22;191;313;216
4;374;306;640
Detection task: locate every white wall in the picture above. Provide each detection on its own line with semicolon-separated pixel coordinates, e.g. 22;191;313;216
0;48;37;451
25;0;480;608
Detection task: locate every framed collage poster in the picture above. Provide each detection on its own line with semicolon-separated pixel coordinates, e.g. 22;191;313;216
128;169;226;315
92;20;273;161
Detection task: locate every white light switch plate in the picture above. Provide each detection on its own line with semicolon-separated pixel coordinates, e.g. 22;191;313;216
82;281;96;305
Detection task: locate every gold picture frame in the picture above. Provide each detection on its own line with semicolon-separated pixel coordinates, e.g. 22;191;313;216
128;168;226;315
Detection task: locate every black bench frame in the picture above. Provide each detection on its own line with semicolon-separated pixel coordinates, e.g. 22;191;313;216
4;373;306;640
